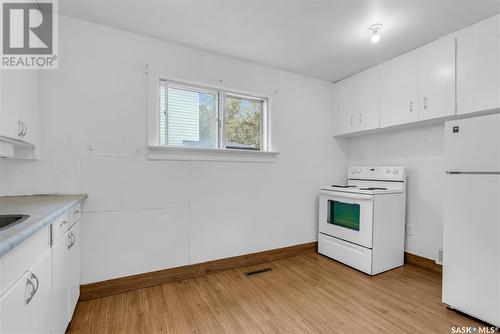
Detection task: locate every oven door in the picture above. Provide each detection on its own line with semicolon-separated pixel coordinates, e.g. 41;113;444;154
318;190;374;249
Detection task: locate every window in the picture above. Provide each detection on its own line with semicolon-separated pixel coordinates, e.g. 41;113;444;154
159;80;268;151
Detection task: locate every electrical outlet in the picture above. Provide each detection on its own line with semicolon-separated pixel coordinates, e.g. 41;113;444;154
405;224;414;236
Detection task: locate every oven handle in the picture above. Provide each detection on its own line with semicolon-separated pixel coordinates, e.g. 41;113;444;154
319;190;373;201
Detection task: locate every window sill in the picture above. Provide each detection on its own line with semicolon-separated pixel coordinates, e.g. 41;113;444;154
147;146;279;163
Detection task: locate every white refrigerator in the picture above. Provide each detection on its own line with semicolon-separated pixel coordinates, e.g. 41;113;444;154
443;113;500;327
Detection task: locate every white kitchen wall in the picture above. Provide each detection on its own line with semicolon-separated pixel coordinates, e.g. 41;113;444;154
347;124;445;261
0;16;347;283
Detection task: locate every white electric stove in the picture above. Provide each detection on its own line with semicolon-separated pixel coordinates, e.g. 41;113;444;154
318;166;406;275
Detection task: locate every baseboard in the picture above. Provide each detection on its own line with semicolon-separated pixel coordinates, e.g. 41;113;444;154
404;252;442;274
80;242;318;301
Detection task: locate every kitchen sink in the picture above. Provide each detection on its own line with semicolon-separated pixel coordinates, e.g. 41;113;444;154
0;215;30;231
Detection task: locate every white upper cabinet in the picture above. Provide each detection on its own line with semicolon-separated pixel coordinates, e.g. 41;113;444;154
380;51;419;127
356;66;380;131
337;66;380;134
334;13;500;136
0;70;39;145
457;14;500;115
336;35;456;136
418;36;456;121
337;74;358;134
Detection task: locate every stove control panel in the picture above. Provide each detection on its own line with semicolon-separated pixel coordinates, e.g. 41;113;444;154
348;166;405;181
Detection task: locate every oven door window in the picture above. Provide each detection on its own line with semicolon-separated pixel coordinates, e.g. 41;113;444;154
327;200;360;231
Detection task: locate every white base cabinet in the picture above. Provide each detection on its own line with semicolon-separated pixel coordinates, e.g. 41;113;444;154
52;221;80;334
0;249;52;334
68;222;80;315
0;202;82;334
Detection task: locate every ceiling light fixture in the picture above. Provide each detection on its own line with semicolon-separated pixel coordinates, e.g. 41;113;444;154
368;23;383;43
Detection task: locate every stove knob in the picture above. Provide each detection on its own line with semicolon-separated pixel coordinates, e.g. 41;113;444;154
386;168;392;174
393;169;399;175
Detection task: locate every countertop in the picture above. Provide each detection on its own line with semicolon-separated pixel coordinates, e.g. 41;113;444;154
0;194;87;257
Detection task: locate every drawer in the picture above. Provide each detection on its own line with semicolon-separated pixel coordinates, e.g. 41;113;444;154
51;212;70;243
318;233;373;275
0;226;50;296
68;203;81;227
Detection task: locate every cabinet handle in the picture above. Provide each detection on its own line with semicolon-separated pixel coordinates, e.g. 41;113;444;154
17;121;23;137
24;272;39;305
359;113;362;123
73;210;80;215
68;232;76;249
18;122;27;138
59;220;67;227
350;115;354;126
424;97;428;110
409;101;413;113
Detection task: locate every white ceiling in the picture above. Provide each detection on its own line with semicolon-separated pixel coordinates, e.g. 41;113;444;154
59;1;500;82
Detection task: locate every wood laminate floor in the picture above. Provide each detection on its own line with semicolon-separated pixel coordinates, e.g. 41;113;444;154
68;253;485;334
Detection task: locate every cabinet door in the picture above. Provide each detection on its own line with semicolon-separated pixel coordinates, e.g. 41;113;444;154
0;71;23;140
380;52;418;127
337;67;380;133
27;249;52;334
418;36;456;120
68;221;80;316
337;75;358;134
356;66;380;131
457;14;500;115
52;231;72;334
0;272;30;333
0;70;38;144
20;71;39;145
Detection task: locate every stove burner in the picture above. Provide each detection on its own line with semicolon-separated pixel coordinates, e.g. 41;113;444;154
331;185;357;188
359;187;388;190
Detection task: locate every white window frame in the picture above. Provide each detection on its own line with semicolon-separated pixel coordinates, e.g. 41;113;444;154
161;80;220;148
219;91;268;151
148;74;277;162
